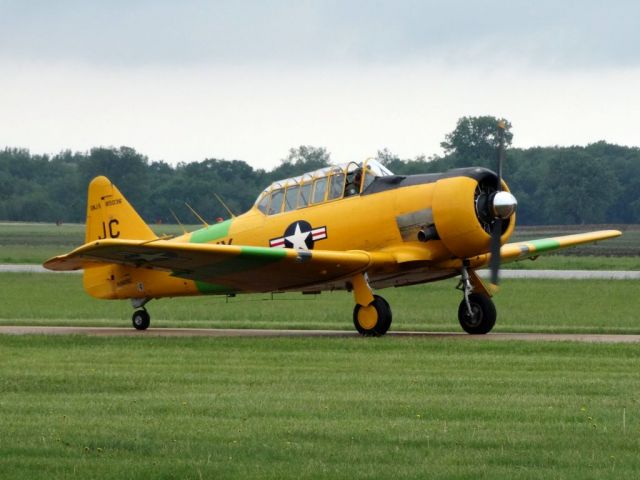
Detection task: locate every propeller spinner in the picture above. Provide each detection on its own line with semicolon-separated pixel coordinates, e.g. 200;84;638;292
492;190;518;219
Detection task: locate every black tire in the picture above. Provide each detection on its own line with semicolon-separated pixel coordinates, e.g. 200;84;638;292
353;295;392;336
132;309;150;331
458;293;496;334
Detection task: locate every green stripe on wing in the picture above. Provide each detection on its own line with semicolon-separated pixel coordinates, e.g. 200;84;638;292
195;281;236;294
527;238;561;254
192;245;288;294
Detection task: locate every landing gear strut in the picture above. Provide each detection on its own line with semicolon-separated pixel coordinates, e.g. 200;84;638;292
457;266;496;334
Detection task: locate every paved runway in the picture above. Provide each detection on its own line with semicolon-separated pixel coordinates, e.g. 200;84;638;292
1;326;639;343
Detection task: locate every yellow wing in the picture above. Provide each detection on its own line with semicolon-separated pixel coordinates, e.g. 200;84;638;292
43;239;396;292
498;229;622;263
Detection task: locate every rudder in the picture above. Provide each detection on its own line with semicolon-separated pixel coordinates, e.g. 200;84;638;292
85;176;156;242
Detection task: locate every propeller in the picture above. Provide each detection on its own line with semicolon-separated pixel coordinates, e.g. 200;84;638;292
488;120;517;287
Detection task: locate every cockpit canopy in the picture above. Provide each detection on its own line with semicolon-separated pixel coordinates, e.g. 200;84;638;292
254;159;393;215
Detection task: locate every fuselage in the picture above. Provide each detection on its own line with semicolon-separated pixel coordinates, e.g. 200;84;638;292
169;166;514;290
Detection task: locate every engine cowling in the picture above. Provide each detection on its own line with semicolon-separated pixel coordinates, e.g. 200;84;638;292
431;169;516;259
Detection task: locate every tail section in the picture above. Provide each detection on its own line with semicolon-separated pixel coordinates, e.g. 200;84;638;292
85;176;156;242
84;176;156;299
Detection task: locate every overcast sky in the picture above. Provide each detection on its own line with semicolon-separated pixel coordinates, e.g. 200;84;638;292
1;0;639;169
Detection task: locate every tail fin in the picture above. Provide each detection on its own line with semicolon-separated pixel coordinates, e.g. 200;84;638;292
85;176;156;242
83;176;156;299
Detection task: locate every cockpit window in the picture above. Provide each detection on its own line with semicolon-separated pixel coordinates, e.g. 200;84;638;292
361;159;393;191
312;177;327;204
253;159;394;215
284;185;300;212
256;193;269;214
268;189;284;215
298;182;312;208
366;159;393;177
328;172;345;200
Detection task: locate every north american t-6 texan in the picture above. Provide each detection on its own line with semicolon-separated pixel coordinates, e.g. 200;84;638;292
44;124;621;335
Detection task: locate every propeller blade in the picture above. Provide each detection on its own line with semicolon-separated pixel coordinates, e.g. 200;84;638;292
496;120;506;188
489;220;502;286
490;120;507;287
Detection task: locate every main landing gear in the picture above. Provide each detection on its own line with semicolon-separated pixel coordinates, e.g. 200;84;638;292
131;298;151;331
349;267;497;336
457;266;496;334
353;295;392;336
351;274;392;336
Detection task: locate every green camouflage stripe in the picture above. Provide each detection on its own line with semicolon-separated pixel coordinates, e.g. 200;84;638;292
189;220;233;244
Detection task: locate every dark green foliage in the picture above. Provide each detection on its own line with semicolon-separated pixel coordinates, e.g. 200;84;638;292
268;145;331;180
380;117;639;225
440;115;513;168
1;118;639;224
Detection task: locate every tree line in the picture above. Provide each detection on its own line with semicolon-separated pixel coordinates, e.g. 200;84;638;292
1;116;638;225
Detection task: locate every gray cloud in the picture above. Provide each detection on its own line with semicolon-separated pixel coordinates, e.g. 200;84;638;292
0;0;638;69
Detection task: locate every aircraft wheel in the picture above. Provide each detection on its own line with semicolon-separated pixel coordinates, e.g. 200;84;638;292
132;309;150;331
353;295;392;336
458;293;496;334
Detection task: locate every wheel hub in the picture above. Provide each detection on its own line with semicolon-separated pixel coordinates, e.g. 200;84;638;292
357;305;378;330
463;304;483;327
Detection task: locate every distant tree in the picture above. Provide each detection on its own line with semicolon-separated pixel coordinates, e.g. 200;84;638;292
586;141;640;223
1;135;639;225
542;149;620;224
441;116;513;168
376;149;443;175
376;148;403;171
78;146;150;208
269;146;331;180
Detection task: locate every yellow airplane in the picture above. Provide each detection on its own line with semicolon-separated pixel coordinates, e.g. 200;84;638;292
44;140;621;335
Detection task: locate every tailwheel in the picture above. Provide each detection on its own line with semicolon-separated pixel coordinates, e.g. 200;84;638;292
458;293;496;334
132;309;150;331
353;295;392;336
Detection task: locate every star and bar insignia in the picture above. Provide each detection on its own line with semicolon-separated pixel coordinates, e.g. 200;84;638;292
269;221;328;250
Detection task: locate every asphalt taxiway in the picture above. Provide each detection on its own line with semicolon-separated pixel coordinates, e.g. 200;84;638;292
1;326;639;343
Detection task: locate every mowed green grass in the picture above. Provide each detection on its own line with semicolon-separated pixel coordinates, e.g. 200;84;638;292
1;273;639;334
1;222;639;269
0;223;196;264
2;223;639;478
1;335;639;479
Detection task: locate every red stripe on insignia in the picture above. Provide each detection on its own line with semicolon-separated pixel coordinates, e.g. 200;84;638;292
311;226;327;241
270;238;285;247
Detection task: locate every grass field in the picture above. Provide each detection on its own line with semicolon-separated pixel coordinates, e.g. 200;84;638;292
1;273;639;334
1;223;639;478
1;222;639;268
1;335;639;479
0;222;196;264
